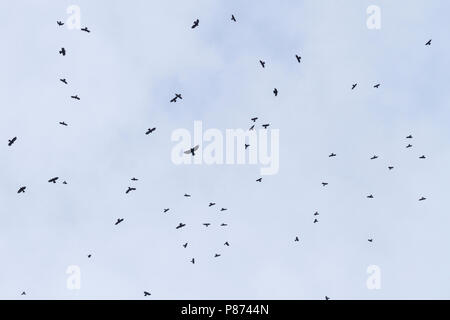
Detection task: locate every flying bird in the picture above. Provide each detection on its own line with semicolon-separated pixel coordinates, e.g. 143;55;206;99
325;296;330;300
295;54;301;63
368;239;373;242
209;203;216;207
59;48;66;56
273;88;278;96
352;83;357;90
314;211;319;216
388;166;394;170
262;124;270;129
191;19;199;28
256;178;262;182
294;237;299;242
406;144;412;148
176;223;186;229
224;242;230;246
231;15;236;22
60;78;67;84
259;60;265;68
8;137;17;146
21;292;26;296
59;121;68;126
144;291;151;297
63;181;68;185
203;223;211;227
57;21;64;26
313;219;318;224
146;128;156;135
251;117;258;122
115;218;124;225
190;258;195;264
220;208;227;212
214;254;221;258
367;194;374;199
17;186;26;194
220;223;228;227
374;83;380;88
163;208;169;213
249;125;255;131
419;197;427;201
126;187;136;194
406;135;413;139
87;254;92;258
184;194;191;197
81;27;90;33
131;177;138;181
329;153;336;157
370;155;378;160
48;177;59;183
245;144;250;149
425;39;432;46
170;94;182;102
183;243;188;248
419;155;426;159
322;182;328;186
184;145;199;156
71;95;80;100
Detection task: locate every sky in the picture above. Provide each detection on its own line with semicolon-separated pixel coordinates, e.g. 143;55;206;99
1;0;450;299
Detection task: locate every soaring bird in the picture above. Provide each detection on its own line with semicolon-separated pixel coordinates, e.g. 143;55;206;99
183;243;188;248
245;144;250;149
131;177;138;181
329;153;336;157
325;296;330;300
425;39;432;46
191;19;199;28
170;93;182;102
60;78;68;84
220;208;227;212
59;121;68;126
419;197;427;201
419;155;426;159
81;27;90;33
251;117;258;122
352;83;357;90
209;202;216;207
262;124;270;129
249;125;255;131
146;128;156;135
367;194;374;199
259;60;265;68
406;135;413;139
87;254;92;258
21;292;26;296
273;88;278;96
368;239;373;242
163;208;169;213
294;237;299;242
295;54;301;63
313;219;318;224
314;211;319;216
57;21;64;26
144;291;151;297
231;15;236;22
59;48;66;56
184;145;199;156
406;144;412;148
48;177;59;183
17;186;26;194
176;223;186;229
8;137;17;146
256;178;262;182
214;254;221;258
71;95;80;100
115;218;124;225
370;155;378;160
126;187;136;194
203;223;211;227
374;83;380;88
190;258;195;264
220;223;228;227
184;194;191;197
321;182;328;186
224;242;230;246
388;166;394;170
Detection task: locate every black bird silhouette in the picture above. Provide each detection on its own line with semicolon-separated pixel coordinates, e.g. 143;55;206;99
48;177;59;183
163;208;169;213
184;193;191;197
209;202;216;207
183;243;188;248
259;60;265;68
176;223;186;229
220;208;227;212
325;296;330;300
314;211;319;216
425;39;432;46
256;178;262;182
203;223;211;227
273;88;278;96
59;121;68;126
406;144;412;148
214;254;221;258
249;125;255;131
329;153;336;157
419;197;426;201
245;144;250;149
81;27;90;33
251;117;258;122
184;145;199;156
374;83;380;88
71;95;80;100
191;19;199;28
231;15;236;22
126;187;136;194
146;128;156;135
262;124;270;129
295;54;301;63
388;166;394;170
17;186;26;194
367;194;374;199
63;181;67;185
368;239;373;242
57;21;64;26
87;254;92;258
60;78;67;84
294;236;299;242
144;291;151;297
313;219;318;224
406;135;413;139
190;258;195;264
370;155;378;160
21;291;26;296
352;83;357;90
131;177;138;181
8;137;17;146
59;48;66;56
321;182;328;186
224;241;230;246
419;155;426;159
170;93;182;102
220;223;228;227
115;218;124;225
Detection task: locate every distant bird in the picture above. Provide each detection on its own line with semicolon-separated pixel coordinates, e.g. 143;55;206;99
251;117;258;122
419;155;426;159
388;166;394;170
425;39;432;46
262;124;270;129
352;83;357;90
329;153;336;157
259;60;265;68
214;254;221;258
406;144;412;148
63;181;68;185
183;243;188;248
145;128;156;135
170;93;182;102
191;19;199;29
321;182;328;186
368;239;373;242
184;194;191;197
21;291;26;296
131;177;138;181
176;223;186;229
163;208;169;213
406;135;413;139
126;187;136;194
8;137;17;146
273;88;278;96
59;48;66;56
370;155;378;160
115;218;124;225
256;178;262;182
224;242;230;246
325;296;330;300
294;236;299;242
71;95;80;100
419;197;427;201
220;223;228;227
87;254;92;258
190;258;195;264
249;125;255;131
295;54;301;63
367;194;374;199
60;78;67;84
48;177;59;183
231;15;236;22
209;202;216;207
220;208;227;212
374;83;380;88
313;219;318;224
57;21;64;26
17;186;26;194
144;291;151;297
184;145;199;156
203;223;211;227
245;144;250;149
59;121;68;126
81;27;90;33
314;211;319;216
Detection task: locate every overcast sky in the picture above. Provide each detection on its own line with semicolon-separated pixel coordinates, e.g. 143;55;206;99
1;0;450;299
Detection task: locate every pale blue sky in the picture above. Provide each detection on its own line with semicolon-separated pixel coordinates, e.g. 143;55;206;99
1;0;450;299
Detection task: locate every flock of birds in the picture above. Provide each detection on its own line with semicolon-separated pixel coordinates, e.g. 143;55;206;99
7;13;434;299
